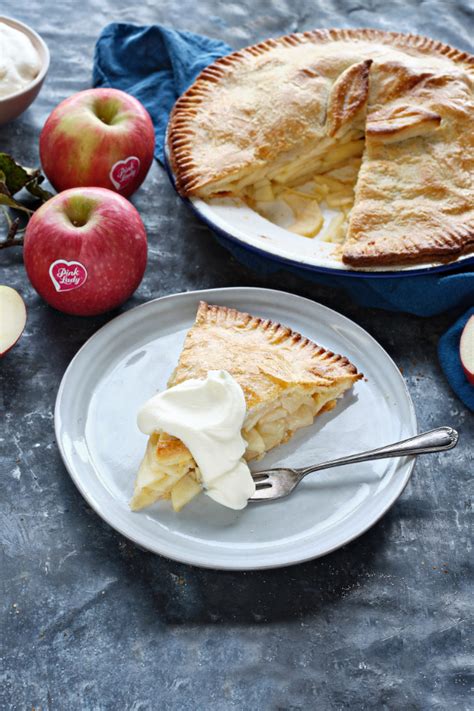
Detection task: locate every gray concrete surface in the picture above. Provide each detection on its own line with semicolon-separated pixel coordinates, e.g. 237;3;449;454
0;1;472;709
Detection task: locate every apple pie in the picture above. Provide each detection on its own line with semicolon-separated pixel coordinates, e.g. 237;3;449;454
168;29;474;266
131;302;362;511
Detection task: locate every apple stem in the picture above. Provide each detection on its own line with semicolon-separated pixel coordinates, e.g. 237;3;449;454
0;213;24;249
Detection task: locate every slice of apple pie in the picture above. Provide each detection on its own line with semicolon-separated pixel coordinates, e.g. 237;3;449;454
131;302;362;512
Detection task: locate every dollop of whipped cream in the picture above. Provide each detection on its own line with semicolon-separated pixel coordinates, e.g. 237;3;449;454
137;370;255;509
0;23;41;99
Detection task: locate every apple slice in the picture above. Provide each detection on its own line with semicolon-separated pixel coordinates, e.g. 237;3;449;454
282;192;324;237
460;315;474;385
0;286;27;356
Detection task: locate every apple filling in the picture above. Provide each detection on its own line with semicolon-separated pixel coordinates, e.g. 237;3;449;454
131;381;348;512
198;130;365;244
241;130;365;242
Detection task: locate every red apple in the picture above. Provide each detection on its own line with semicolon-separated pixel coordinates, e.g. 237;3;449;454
23;187;147;316
40;88;155;198
460;315;474;385
0;286;27;356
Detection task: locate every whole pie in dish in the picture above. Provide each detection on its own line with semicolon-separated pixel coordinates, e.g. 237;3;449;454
131;302;362;511
168;29;474;266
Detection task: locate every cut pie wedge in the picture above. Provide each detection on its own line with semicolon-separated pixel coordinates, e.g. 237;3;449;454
131;302;362;512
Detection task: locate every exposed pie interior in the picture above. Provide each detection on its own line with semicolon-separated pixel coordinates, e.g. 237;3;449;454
168;29;474;266
243;129;364;243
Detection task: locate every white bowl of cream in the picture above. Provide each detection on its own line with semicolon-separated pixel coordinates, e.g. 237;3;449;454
0;16;50;125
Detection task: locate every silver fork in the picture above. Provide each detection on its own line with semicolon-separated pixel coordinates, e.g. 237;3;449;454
249;426;459;502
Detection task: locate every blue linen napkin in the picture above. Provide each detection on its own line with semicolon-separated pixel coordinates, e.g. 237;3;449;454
93;23;231;163
93;23;474;407
438;308;474;412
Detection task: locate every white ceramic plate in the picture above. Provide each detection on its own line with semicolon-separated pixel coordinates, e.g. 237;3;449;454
55;288;417;570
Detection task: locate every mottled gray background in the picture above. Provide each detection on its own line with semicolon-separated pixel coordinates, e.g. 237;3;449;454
1;1;473;709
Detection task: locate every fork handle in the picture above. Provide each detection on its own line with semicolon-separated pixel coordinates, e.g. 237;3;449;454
297;426;459;478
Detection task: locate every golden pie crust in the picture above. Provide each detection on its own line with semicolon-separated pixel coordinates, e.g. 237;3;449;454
131;302;362;511
167;29;474;266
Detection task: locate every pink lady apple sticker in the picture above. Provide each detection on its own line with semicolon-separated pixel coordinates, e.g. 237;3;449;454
109;156;141;191
49;260;88;292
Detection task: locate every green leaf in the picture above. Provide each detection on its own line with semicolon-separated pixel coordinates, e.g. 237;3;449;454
0;193;34;215
0;153;31;195
0;153;53;250
0;170;10;196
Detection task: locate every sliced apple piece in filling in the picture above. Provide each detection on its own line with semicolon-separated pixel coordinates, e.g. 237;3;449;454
282;193;324;237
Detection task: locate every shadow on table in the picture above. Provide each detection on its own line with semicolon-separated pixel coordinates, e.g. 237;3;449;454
114;511;399;626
